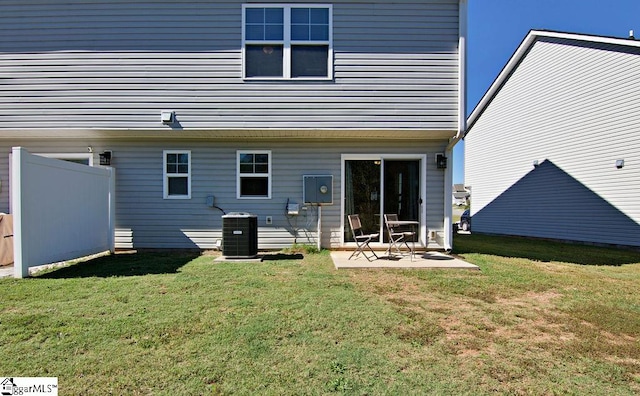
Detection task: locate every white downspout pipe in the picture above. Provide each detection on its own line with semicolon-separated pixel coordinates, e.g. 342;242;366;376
444;0;467;251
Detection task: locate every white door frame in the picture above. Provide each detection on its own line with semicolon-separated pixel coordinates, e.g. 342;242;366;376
340;153;427;247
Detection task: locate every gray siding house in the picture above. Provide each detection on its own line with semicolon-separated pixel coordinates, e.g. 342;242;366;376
0;0;467;251
465;30;640;247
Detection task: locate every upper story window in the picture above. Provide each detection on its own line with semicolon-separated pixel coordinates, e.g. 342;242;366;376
163;150;191;199
237;150;272;199
243;4;332;80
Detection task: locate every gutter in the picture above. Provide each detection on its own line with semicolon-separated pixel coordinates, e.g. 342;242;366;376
443;0;468;251
446;0;467;152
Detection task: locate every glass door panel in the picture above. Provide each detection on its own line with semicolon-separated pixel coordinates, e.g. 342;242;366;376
383;160;419;221
383;160;420;242
344;160;381;242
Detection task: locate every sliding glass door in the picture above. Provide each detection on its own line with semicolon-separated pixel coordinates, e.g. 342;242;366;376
344;156;422;243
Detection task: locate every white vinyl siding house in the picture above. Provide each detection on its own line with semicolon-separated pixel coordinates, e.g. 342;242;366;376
0;0;466;251
465;30;640;247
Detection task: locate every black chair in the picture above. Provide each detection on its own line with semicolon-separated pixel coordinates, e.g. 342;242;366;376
347;214;379;261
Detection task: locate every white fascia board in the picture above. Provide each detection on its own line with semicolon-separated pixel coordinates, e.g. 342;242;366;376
539;30;640;48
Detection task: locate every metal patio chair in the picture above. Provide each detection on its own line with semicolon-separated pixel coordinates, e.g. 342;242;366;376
347;214;379;261
384;213;416;259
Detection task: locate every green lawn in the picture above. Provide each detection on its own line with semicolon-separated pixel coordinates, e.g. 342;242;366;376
1;235;639;395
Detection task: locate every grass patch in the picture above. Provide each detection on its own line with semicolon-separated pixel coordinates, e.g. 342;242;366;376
1;236;639;395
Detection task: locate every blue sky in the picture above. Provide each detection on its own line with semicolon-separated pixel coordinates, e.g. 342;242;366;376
453;0;640;183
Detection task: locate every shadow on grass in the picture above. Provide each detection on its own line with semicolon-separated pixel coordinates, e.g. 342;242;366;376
260;253;304;261
453;233;640;266
36;251;201;278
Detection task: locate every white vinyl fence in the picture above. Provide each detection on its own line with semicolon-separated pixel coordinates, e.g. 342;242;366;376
11;147;115;278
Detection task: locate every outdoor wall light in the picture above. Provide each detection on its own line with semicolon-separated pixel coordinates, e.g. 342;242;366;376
436;153;447;169
533;160;539;167
99;150;112;166
161;110;174;124
616;159;624;169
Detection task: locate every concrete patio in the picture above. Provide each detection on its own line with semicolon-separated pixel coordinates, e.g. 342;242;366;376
330;250;479;270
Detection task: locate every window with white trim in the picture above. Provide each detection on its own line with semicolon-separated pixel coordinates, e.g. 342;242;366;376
237;150;271;198
243;4;332;79
163;150;191;199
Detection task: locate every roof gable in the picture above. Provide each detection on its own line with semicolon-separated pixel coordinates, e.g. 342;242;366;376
466;30;640;135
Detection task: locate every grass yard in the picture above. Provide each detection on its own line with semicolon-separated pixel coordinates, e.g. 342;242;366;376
1;235;639;395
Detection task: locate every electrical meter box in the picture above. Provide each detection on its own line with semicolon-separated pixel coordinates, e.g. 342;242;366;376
303;175;333;205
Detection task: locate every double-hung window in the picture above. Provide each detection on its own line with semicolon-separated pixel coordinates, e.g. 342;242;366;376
243;4;332;79
163;150;191;199
237;150;271;199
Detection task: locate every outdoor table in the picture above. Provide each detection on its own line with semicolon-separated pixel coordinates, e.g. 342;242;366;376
384;220;419;261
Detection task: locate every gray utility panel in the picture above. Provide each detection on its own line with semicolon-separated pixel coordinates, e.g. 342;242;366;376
303;175;333;205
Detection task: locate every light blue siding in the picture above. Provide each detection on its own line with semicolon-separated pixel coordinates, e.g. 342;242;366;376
0;139;449;249
0;0;460;130
0;0;461;250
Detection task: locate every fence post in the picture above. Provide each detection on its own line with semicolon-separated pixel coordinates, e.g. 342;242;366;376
11;147;28;278
108;167;116;253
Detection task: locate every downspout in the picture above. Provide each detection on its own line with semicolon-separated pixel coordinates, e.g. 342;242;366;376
443;0;467;251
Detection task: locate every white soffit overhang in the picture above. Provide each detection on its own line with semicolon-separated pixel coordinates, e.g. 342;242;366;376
0;128;457;141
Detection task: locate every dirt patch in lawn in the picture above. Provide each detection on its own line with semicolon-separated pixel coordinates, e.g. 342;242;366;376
349;271;579;355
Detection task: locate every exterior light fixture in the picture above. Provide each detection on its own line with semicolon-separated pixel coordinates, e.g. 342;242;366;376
435;153;447;169
161;110;174;124
616;159;624;169
533;160;539;167
99;150;112;166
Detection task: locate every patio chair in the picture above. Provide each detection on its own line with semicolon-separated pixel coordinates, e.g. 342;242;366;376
347;214;379;261
384;214;416;259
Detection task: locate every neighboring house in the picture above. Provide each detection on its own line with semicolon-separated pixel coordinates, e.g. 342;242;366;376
452;183;469;206
0;1;467;251
465;30;640;247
